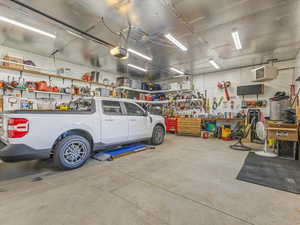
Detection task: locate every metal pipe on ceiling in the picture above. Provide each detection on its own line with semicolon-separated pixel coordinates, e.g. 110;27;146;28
8;0;115;48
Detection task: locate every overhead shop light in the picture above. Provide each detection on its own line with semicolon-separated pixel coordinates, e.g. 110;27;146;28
165;34;187;51
170;67;184;75
127;64;147;72
128;49;152;61
66;30;86;40
209;59;220;69
231;29;242;50
0;16;56;39
174;75;187;78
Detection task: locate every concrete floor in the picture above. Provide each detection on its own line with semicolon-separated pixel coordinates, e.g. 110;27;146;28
0;134;300;225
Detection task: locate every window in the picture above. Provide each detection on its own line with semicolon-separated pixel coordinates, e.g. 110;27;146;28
124;102;145;116
102;100;123;115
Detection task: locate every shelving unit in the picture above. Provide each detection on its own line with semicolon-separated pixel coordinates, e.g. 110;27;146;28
0;87;93;99
151;89;192;94
116;86;151;93
0;64;115;88
116;86;191;94
134;98;202;104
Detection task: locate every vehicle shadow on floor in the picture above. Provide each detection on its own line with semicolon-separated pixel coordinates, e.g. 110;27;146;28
0;159;57;182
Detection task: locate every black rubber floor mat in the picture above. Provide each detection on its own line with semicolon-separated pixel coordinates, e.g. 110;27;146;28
237;152;300;194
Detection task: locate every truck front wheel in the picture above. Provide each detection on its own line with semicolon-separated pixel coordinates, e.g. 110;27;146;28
150;125;165;145
53;135;91;170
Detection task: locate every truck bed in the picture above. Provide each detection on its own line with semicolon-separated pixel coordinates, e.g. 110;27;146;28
3;109;94;114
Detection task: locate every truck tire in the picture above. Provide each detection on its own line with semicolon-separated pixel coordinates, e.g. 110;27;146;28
53;135;91;170
150;125;165;145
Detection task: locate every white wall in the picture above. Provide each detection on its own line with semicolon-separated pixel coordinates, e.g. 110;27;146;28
192;60;296;116
0;45;119;103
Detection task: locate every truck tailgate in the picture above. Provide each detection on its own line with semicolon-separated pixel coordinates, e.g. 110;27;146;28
0;114;7;142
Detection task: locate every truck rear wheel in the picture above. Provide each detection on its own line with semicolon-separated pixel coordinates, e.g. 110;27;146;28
53;135;91;170
150;125;165;145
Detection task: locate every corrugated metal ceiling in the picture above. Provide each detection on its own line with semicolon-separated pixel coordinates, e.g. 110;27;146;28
0;0;299;80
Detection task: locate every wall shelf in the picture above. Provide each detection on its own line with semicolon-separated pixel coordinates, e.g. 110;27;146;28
116;86;191;94
134;98;202;104
0;87;93;98
0;65;115;88
116;86;151;93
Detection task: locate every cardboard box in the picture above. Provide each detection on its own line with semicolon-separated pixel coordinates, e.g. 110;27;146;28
2;56;24;70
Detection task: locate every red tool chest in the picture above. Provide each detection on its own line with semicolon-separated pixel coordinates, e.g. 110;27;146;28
164;117;177;133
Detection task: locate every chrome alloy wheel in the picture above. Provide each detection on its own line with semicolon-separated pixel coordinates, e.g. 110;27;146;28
154;126;164;144
63;141;88;165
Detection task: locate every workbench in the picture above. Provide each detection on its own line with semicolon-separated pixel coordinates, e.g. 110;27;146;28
176;117;245;137
267;122;299;159
201;118;244;123
267;123;298;142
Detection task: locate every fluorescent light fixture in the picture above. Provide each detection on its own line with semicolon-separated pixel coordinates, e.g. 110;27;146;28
128;49;152;61
231;30;242;50
127;64;147;72
170;67;184;75
66;30;86;40
165;34;187;51
209;59;220;69
0;16;56;39
174;75;186;78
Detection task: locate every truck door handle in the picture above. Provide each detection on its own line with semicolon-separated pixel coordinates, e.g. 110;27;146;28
104;119;114;122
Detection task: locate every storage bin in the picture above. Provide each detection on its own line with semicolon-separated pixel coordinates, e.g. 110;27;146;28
100;88;111;97
141;82;149;90
131;80;142;89
161;83;171;90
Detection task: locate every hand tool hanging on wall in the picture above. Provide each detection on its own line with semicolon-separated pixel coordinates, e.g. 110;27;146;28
212;97;218;110
218;96;224;106
203;90;208;112
230;100;234;110
241;96;247;108
291;76;300;107
206;98;210;113
224;82;231;101
217;81;231;101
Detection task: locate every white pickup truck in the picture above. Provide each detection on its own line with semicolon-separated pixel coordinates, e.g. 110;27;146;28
0;98;165;170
